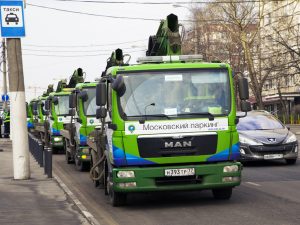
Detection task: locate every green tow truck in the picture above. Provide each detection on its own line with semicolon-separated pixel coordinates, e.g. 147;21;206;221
63;81;99;171
88;14;251;206
42;68;84;151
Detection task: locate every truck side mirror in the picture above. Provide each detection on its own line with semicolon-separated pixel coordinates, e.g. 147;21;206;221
53;96;59;105
69;108;75;117
45;99;50;111
69;93;76;108
96;82;107;106
26;102;29;117
79;91;88;102
241;101;251;112
96;107;107;119
112;76;126;97
238;77;249;100
33;102;38;111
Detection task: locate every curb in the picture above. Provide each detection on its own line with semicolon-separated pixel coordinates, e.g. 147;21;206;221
53;173;101;225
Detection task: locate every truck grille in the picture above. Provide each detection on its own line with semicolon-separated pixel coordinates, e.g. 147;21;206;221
137;134;217;158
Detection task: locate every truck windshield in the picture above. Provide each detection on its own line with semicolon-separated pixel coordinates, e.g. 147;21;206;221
40;100;46;115
119;69;231;120
83;88;97;116
54;95;69;116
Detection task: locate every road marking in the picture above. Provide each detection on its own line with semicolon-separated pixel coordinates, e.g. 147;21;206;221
245;182;261;187
54;173;101;225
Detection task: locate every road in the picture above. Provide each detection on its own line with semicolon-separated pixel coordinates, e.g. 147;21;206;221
53;153;300;225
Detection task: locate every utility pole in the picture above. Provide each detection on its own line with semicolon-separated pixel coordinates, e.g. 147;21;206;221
2;39;7;109
7;38;30;179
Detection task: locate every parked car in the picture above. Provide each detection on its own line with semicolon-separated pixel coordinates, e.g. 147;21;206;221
237;110;298;164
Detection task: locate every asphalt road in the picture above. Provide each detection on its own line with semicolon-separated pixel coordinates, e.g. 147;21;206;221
53;153;300;225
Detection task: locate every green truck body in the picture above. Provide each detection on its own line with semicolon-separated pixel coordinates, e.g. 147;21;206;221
48;90;73;148
64;82;98;170
87;14;251;206
100;60;242;204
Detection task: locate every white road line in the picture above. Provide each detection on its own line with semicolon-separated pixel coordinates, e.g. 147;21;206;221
245;182;261;187
54;173;101;225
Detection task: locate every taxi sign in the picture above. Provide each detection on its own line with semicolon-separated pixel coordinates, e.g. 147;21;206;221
0;1;25;37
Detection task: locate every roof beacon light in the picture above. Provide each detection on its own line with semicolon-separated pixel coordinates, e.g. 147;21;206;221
137;54;203;64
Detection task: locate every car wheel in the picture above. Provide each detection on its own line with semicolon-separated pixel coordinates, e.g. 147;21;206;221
212;188;232;200
285;158;297;165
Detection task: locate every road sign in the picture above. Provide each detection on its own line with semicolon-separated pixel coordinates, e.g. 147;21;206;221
2;94;9;102
0;1;25;37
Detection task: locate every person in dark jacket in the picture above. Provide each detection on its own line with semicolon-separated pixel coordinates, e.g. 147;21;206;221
3;109;10;138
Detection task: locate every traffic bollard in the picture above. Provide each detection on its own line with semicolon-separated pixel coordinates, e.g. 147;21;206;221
38;141;44;167
44;147;52;178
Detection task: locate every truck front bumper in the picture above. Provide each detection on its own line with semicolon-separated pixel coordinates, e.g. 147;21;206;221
76;146;91;162
112;161;242;192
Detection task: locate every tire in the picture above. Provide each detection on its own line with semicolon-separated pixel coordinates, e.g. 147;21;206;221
75;156;89;172
75;156;83;171
105;160;126;206
65;150;72;164
286;158;297;165
212;188;232;200
91;155;100;188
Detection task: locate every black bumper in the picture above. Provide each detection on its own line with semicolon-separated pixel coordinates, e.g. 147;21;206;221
240;142;298;161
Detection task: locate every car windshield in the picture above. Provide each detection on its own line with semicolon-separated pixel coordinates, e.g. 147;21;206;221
237;113;284;131
119;69;231;120
54;95;69;116
83;88;97;116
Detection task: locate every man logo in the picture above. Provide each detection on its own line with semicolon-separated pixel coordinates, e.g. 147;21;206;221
165;141;192;148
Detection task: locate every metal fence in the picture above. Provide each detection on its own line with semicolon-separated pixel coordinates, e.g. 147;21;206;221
275;114;300;125
28;133;52;178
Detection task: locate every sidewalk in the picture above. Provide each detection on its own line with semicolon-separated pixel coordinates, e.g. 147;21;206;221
0;139;89;225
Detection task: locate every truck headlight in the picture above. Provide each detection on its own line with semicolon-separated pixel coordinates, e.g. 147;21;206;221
223;165;239;173
54;137;62;142
284;133;297;143
118;182;136;187
117;171;135;178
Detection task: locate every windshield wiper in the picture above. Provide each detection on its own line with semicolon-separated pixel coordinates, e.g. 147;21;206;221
128;114;171;124
180;112;215;121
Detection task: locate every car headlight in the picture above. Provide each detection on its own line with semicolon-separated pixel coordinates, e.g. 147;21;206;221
284;133;297;143
239;134;262;145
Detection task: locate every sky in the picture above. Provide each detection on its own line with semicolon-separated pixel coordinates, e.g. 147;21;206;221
0;0;197;101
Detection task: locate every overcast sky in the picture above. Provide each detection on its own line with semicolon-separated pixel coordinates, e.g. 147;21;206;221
0;0;196;101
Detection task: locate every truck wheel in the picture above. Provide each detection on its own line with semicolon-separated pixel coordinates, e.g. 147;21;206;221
75;156;84;171
66;150;73;164
212;188;232;200
286;158;297;165
75;156;89;172
64;139;73;164
105;161;126;206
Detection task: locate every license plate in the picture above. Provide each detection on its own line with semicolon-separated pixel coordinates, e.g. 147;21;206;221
263;154;283;160
165;168;195;177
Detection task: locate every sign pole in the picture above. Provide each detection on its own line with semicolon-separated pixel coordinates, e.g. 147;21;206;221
2;39;8;109
0;1;29;179
7;38;30;179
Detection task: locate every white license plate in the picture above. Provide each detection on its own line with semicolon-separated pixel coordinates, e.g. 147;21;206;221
165;168;195;177
263;154;283;160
